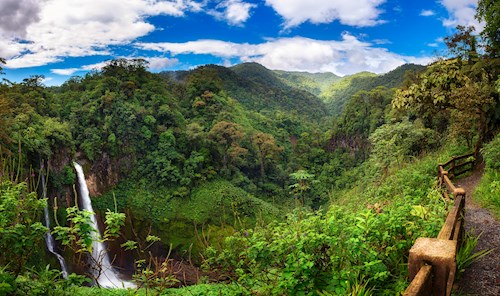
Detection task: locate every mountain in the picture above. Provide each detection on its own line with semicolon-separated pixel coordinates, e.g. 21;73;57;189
165;63;329;121
273;70;341;96
321;64;426;115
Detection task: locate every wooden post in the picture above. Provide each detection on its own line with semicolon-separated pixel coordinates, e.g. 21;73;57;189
408;238;457;296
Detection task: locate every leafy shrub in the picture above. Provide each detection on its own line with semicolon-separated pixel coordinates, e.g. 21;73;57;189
205;189;445;295
474;134;500;218
369;119;438;173
0;181;47;273
481;134;500;169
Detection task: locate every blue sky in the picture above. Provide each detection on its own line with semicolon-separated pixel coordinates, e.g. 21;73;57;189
0;0;483;86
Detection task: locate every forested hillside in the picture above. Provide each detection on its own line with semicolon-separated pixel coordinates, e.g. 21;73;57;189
273;70;341;96
321;64;426;115
1;6;499;293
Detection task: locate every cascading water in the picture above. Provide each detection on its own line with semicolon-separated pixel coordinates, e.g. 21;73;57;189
73;162;135;289
41;165;69;279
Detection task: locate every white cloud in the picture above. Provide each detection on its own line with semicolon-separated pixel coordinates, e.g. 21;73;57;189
51;68;79;75
41;76;53;84
81;61;109;71
210;0;256;26
440;0;484;30
137;34;433;76
49;57;178;76
145;57;179;71
420;9;435;17
427;37;444;48
373;39;392;45
2;0;197;68
138;40;252;57
49;61;108;76
264;0;387;28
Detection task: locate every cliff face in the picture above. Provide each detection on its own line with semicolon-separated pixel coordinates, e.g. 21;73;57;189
87;153;119;197
78;152;133;197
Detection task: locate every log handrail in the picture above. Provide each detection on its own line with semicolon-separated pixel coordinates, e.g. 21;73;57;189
404;153;474;296
439;153;474;169
404;265;433;295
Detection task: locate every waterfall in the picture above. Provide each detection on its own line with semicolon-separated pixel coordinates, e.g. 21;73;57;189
73;162;135;289
41;165;69;279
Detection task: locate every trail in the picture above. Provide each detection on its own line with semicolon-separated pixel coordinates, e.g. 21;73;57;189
455;164;500;295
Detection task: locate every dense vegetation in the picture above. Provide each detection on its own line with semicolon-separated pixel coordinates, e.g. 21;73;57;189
0;4;499;293
320;64;426;115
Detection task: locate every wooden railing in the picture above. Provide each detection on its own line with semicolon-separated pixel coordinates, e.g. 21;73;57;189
404;153;475;296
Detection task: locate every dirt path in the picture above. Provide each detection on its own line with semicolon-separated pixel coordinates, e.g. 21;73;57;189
455;164;500;295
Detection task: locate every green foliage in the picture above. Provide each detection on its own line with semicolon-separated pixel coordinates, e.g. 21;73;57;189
474;134;500;218
12;265;89;296
274;69;340;96
321;64;425;115
104;210;126;240
456;232;493;280
394;57;498;151
289;169;316;205
228;63;329;121
160;283;246;296
205;189;445;295
208;121;247;171
444;25;479;62
0;181;47;273
368;120;438;173
476;0;500;56
1;51;498;294
481;133;500;169
177;179;280;225
0;57;5;75
0;94;13;151
53;206;96;252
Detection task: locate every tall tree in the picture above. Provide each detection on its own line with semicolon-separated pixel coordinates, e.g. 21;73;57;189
0;57;5;75
444;25;478;63
208;121;247;171
252;132;283;178
393;59;496;153
476;0;500;56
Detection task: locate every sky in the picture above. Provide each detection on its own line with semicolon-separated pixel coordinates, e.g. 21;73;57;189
0;0;484;86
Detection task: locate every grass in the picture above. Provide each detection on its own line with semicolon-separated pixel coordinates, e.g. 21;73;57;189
68;284;245;296
473;169;500;220
456;231;494;280
331;144;469;212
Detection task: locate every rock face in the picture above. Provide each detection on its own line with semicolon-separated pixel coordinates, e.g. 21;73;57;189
82;152;129;197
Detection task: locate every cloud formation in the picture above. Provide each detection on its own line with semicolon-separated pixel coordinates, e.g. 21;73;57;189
440;0;483;30
2;0;197;68
210;0;256;26
137;34;432;76
0;0;42;38
50;57;178;76
420;10;435;17
264;0;387;28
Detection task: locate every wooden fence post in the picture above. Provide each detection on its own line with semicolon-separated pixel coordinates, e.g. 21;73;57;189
408;238;457;296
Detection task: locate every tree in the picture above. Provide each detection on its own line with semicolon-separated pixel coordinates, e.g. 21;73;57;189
444;25;478;63
0;181;47;274
289;170;315;206
0;95;12;153
368;120;437;174
148;129;183;184
208;121;247;172
476;0;500;56
251;132;283;178
0;57;5;75
393;59;496;153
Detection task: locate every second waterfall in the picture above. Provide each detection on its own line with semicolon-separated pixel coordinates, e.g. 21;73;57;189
73;162;135;289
